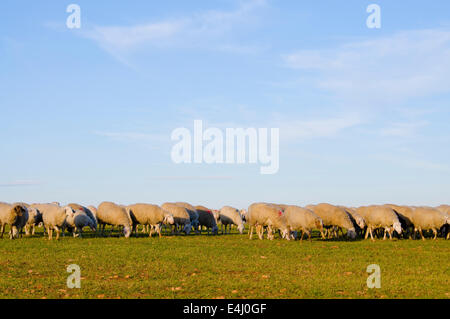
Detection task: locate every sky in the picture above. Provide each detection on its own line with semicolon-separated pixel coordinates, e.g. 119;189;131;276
1;0;450;209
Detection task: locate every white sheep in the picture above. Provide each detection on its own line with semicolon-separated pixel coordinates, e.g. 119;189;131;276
126;203;175;237
65;209;97;237
284;205;325;240
68;203;98;229
0;202;28;239
97;201;132;238
309;203;357;239
219;206;245;234
31;203;72;240
174;202;200;232
161;203;192;235
356;206;402;241
411;206;448;240
247;203;289;240
13;202;41;236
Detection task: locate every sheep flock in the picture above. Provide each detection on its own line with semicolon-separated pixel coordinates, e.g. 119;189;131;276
0;201;448;241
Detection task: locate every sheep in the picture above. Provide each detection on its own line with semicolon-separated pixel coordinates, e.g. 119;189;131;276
126;204;175;237
30;203;72;240
68;203;98;228
436;205;450;239
161;203;192;235
15;202;42;236
410;207;448;240
340;207;365;230
309;203;357;239
247;203;289;240
0;203;28;239
87;205;98;219
384;204;415;238
194;205;219;235
96;201;132;238
284;205;325;241
356;206;402;241
219;206;245;234
65;209;97;237
174;202;200;232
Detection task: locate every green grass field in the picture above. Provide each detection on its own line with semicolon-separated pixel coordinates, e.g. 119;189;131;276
0;227;448;299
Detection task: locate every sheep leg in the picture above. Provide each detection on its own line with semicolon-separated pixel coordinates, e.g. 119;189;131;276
249;226;254;239
257;225;263;240
157;225;162;238
149;226;154;237
369;228;375;241
364;228;369;240
48;227;53;240
55;227;60;240
432;228;437;240
0;225;4;239
300;230;304;241
419;228;425;241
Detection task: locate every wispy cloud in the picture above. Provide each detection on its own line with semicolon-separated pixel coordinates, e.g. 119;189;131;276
277;114;362;141
376;155;450;173
94;131;169;143
0;180;42;187
283;28;450;107
380;121;429;138
150;176;233;181
83;0;267;62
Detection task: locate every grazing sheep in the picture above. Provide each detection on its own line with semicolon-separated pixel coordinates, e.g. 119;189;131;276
31;203;72;240
284;205;325;241
309;204;356;239
247;203;289;240
219;206;245;234
436;205;450;239
0;203;28;239
161;203;192;235
411;207;448;240
340;207;365;231
127;204;175;237
65;209;96;237
96;202;132;238
356;206;402;241
15;202;42;236
68;203;98;228
194;205;219;235
174;202;200;232
384;204;415;238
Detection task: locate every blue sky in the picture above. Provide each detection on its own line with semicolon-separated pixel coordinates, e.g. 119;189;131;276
1;0;450;208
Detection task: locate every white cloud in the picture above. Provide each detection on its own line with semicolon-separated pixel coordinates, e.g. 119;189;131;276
376;155;450;173
84;0;267;59
150;176;233;181
283;28;450;107
94;131;168;143
0;180;42;187
380;121;429;138
278;115;362;141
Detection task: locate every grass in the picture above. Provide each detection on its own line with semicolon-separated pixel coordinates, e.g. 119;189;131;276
0;226;448;299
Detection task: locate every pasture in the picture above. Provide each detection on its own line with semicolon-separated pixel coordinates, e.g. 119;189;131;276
0;226;448;299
